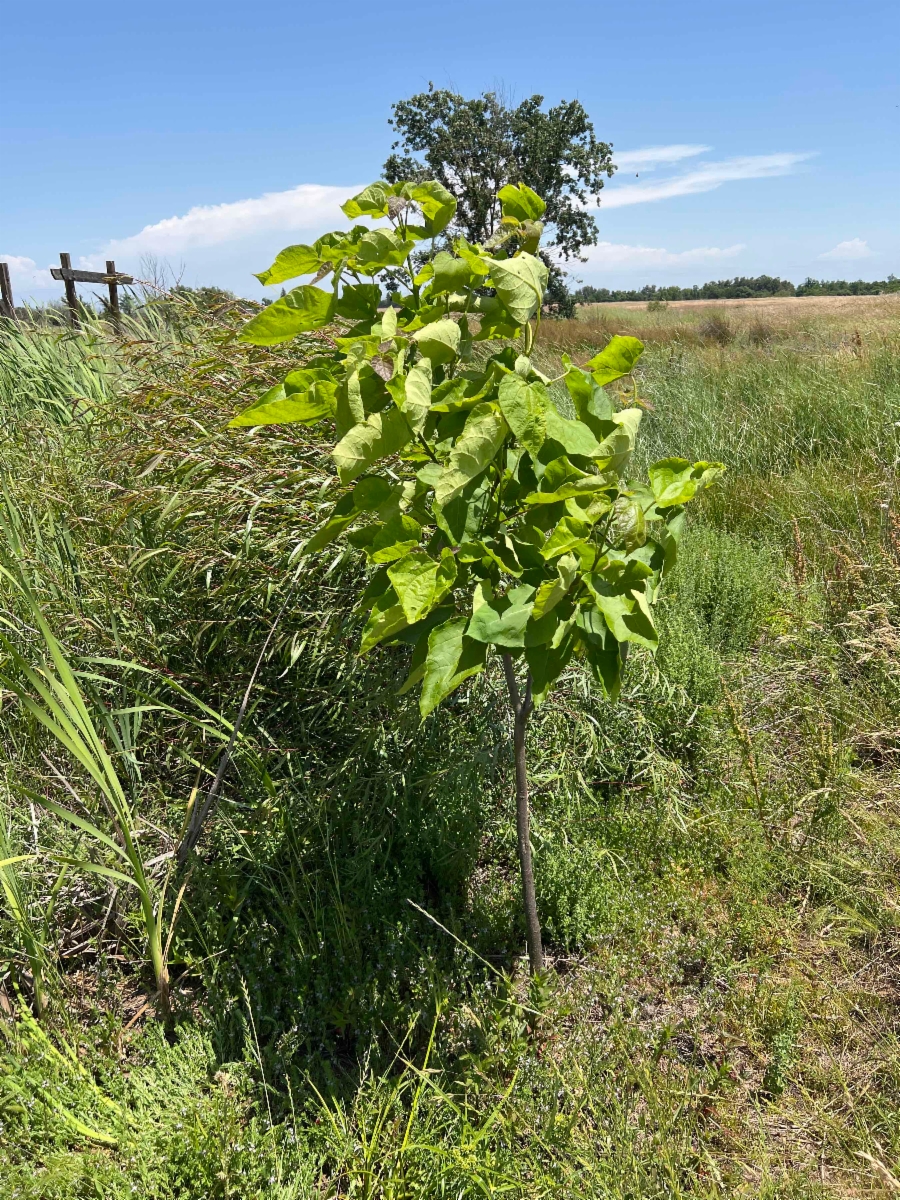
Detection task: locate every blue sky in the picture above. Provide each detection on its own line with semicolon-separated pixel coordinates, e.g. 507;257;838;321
3;0;898;302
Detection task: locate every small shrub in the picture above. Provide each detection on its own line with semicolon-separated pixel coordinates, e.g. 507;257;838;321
656;605;723;704
698;312;735;345
534;835;617;949
761;990;802;1098
667;527;781;658
748;319;775;346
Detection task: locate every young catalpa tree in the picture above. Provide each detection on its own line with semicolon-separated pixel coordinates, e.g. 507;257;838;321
230;180;722;973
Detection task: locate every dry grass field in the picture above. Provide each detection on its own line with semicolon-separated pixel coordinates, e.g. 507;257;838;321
565;293;900;350
583;294;900;317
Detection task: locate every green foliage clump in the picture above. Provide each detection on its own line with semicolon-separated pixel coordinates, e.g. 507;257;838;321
574;274;900;304
384;88;614;261
231;178;722;722
229;177;722;972
674;528;781;656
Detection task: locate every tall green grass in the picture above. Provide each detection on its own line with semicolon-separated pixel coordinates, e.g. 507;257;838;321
1;302;900;1197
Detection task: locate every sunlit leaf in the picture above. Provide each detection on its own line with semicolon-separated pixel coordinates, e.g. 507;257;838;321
342;182;391;219
413;319;461;364
240;285;335;346
488;254;547;325
434;403;508;506
228;379;337;427
428;251;473;295
543;404;603;457
388;357;432;436
497;373;547;455
367;514;422;563
420;617;487;719
467;585;535;649
497;183;547;222
388;549;457;623
332;407;409;483
649;458;726;507
403;180;457;237
255;244;321;287
541;515;591;560
583;335;644;387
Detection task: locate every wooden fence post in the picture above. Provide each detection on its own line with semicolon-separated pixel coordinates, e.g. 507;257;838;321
105;259;121;329
0;262;15;320
59;253;79;327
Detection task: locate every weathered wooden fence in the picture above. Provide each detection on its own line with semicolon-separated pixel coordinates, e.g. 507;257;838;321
50;254;134;328
0;254;134;327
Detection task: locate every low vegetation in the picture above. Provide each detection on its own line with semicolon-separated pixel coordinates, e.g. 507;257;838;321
0;281;899;1198
575;274;900;304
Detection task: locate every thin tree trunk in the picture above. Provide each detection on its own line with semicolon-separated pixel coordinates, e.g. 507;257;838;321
156;966;172;1022
501;654;544;974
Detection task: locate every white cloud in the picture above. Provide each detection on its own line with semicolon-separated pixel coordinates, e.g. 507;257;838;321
613;144;710;172
96;183;365;262
600;152;815;209
581;241;745;269
3;149;814;301
819;237;873;261
1;254;56;291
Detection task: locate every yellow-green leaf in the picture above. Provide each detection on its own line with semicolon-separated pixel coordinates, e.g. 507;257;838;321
434;403;508;506
413;319;461;364
254;243;321;287
228;380;336;427
359;588;409;653
541;515;591;560
497;373;547;455
388;549;457;623
497;183;546;222
531;554;577;619
488;254;547;325
584;335;644;387
240;285;335;346
420;617;487;719
342;182;391;219
649;458;725;507
332;407;410;484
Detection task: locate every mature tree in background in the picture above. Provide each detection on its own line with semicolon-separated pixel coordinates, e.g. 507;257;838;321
383;87;615;316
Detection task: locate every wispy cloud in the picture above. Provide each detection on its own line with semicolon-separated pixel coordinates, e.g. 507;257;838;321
4;146;813;300
601;152;815;209
1;254;56;291
581;241;745;269
613;144;710;172
97;183;364;262
74;147;811;268
819;237;873;261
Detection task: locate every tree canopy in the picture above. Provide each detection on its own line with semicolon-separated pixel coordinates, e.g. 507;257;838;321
573;274;900;304
383;87;615;314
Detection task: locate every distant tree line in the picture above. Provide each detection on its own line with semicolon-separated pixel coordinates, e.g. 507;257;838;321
794;275;900;296
573;274;900;303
